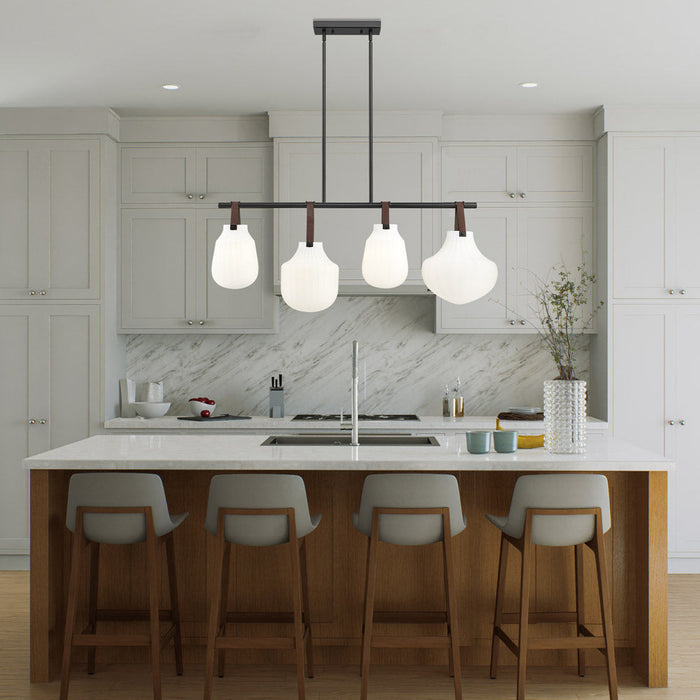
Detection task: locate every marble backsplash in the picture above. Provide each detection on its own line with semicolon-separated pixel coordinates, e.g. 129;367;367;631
125;296;589;417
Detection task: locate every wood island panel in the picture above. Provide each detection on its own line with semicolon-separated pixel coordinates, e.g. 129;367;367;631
30;469;667;686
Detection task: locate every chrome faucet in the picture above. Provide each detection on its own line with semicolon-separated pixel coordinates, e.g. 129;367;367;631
351;340;359;446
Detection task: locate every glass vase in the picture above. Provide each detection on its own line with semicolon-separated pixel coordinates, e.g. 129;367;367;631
543;379;587;454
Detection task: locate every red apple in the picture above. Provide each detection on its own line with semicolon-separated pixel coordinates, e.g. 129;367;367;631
200;409;210;418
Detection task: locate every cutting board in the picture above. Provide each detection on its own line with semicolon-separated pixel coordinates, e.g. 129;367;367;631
177;414;252;422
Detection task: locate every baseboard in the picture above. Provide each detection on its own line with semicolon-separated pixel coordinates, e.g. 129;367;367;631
669;557;700;574
0;555;29;570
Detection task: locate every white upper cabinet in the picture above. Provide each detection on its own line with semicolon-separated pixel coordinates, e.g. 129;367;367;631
612;135;700;299
275;139;436;292
0;139;100;300
121;145;270;205
441;144;593;204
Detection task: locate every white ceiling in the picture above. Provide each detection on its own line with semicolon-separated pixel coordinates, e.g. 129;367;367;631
2;0;699;116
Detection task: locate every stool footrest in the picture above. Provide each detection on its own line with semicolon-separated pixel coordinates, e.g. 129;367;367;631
373;611;448;624
494;626;519;657
215;636;296;650
96;608;174;622
500;611;577;624
225;611;296;624
72;633;151;647
371;635;451;649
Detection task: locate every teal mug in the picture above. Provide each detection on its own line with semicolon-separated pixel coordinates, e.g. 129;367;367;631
493;430;518;453
466;431;491;454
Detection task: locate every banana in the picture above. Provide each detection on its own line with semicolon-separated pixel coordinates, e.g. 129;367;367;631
496;419;544;449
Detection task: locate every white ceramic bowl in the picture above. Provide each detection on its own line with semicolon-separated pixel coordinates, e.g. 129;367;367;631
133;401;171;419
189;400;216;417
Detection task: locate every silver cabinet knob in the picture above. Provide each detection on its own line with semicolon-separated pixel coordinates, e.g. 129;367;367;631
198;194;205;200
519;319;526;326
187;320;193;326
519;192;527;198
509;319;516;326
39;290;47;295
680;289;687;295
39;419;47;425
668;289;675;295
29;290;36;296
508;192;516;199
680;419;687;426
186;194;194;199
28;419;36;425
198;320;205;326
668;420;675;425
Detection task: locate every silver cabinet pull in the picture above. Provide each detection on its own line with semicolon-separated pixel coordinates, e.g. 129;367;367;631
39;290;47;295
198;194;206;200
680;289;687;295
668;289;675;295
668;420;675;425
28;419;36;425
519;192;527;198
39;419;47;425
29;289;36;296
508;192;516;198
508;319;516;326
519;319;526;326
186;194;194;199
198;320;205;326
187;320;193;326
680;419;687;426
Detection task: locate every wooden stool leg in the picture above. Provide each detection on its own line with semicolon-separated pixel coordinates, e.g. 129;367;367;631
59;530;84;700
593;522;618;700
204;533;226;700
574;543;586;678
299;538;315;678
443;530;462;700
166;533;184;676
517;537;533;700
360;524;379;700
490;534;509;680
359;535;372;674
216;542;231;678
442;541;454;678
87;542;100;675
146;534;162;700
289;535;307;700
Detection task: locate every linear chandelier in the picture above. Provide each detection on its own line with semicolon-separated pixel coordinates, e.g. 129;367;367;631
212;19;497;312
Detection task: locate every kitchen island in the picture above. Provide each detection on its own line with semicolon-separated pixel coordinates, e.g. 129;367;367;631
26;433;670;688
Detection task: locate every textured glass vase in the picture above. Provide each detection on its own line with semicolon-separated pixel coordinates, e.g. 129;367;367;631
543;379;587;454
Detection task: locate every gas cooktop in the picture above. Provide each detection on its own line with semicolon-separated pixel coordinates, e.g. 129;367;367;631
292;414;420;421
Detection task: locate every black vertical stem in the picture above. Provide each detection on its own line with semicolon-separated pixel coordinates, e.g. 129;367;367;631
322;30;327;203
368;31;374;203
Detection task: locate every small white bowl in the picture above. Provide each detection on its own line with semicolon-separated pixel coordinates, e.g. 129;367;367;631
189;400;216;417
133;401;171;419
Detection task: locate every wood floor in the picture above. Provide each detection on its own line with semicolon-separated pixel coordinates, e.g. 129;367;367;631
2;572;698;699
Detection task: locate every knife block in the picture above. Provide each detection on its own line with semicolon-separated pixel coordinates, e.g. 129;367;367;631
269;388;285;418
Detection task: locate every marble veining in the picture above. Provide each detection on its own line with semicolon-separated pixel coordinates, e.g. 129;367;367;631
125;297;590;417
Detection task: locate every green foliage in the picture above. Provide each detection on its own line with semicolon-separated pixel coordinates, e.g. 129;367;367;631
532;263;603;380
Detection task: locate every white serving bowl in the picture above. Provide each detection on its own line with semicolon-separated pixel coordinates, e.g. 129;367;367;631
133;401;171;419
189;400;216;417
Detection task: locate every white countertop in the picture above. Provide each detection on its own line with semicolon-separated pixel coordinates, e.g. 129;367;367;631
24;432;668;472
104;414;608;433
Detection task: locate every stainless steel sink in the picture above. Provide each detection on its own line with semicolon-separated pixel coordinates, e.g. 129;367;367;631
261;434;439;446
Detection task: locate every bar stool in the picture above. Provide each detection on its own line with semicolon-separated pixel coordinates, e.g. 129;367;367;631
60;472;188;700
352;473;466;700
203;474;321;700
486;473;618;700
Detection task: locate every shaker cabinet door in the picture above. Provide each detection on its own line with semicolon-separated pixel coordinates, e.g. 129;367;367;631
195;146;271;203
121;147;196;204
441;145;517;204
516;146;593;202
121;209;197;330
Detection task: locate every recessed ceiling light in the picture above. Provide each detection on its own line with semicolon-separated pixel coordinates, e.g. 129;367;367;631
161;84;181;90
519;82;539;88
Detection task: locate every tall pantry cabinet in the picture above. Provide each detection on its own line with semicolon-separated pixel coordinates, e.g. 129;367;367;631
607;135;700;570
0;134;116;567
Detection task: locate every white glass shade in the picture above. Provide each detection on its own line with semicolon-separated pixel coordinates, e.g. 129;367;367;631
211;225;259;289
421;230;498;304
280;242;339;312
361;224;409;288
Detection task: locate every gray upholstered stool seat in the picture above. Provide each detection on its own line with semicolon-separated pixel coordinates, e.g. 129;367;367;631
486;473;617;700
60;472;188;700
203;474;320;700
352;473;466;700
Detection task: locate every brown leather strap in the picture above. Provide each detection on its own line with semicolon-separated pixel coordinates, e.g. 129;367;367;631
454;201;466;236
229;201;240;230
381;201;390;229
306;201;314;247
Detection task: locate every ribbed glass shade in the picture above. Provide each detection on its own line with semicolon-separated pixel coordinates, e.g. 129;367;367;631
361;224;409;289
421;230;498;304
211;225;259;289
280;242;339;312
